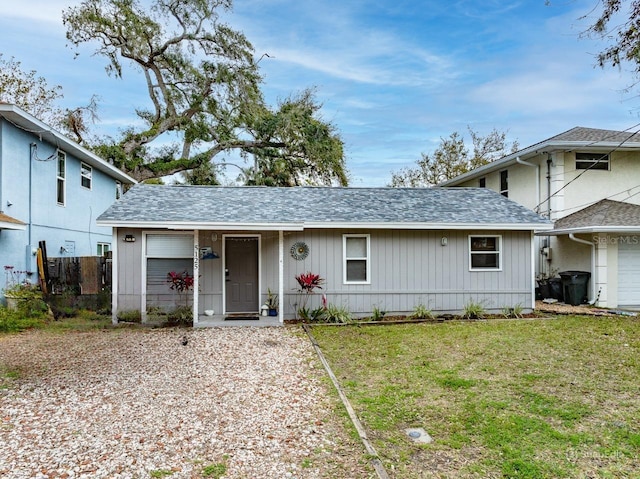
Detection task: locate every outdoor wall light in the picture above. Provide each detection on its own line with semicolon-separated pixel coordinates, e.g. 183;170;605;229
441;236;448;246
124;234;136;243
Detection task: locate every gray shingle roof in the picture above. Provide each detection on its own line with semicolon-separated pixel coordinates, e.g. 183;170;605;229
547;127;640;144
97;185;550;229
440;126;640;187
554;200;640;230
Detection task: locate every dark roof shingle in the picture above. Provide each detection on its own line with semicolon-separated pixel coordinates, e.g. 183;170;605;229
554;200;640;230
98;185;550;228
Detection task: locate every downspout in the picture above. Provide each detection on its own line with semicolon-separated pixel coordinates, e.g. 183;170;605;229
568;233;595;302
545;156;553;277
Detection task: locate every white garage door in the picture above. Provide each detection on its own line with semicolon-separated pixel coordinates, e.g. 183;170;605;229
618;241;640;306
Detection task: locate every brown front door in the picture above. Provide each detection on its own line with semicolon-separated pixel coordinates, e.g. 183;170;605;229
225;236;259;313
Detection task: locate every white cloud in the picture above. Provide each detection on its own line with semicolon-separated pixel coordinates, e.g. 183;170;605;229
0;1;74;25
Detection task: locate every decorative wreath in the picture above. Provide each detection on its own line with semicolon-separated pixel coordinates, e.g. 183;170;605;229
290;241;310;260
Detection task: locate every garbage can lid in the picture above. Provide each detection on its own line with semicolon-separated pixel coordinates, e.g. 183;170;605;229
559;270;591;277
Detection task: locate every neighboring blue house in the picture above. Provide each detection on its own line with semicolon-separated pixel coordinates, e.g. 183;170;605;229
0;103;136;296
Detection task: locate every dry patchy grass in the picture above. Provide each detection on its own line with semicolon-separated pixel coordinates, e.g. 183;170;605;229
311;316;640;478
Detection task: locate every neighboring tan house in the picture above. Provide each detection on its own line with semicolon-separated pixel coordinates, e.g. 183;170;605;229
0;103;136;296
97;184;551;325
440;127;640;308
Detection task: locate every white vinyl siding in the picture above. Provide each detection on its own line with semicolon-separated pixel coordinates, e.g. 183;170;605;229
469;235;502;271
343;234;370;284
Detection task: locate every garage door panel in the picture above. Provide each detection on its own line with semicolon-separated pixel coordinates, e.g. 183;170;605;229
618;241;640;305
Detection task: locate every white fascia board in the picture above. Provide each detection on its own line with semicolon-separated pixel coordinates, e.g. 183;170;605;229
439;138;640;187
96;220;304;231
539;226;640;236
302;221;554;231
0;104;136;184
0;221;26;230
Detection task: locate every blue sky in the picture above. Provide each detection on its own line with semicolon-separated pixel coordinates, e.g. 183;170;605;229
0;1;637;186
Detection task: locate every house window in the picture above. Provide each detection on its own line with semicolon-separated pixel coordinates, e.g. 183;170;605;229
343;234;370;284
81;162;92;189
97;243;110;256
469;235;501;270
575;152;609;170
57;151;66;206
115;180;123;199
479;177;486;188
499;170;508;197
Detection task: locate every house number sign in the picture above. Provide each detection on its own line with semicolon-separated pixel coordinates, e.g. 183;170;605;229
290;241;309;260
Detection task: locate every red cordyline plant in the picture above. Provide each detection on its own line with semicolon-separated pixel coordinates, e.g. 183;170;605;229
295;272;324;293
167;271;194;307
167;271;194;293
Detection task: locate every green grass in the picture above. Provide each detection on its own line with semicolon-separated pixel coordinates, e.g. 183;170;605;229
310;316;640;478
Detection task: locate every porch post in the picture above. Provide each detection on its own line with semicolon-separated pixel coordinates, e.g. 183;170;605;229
111;228;119;325
279;230;284;324
193;230;200;325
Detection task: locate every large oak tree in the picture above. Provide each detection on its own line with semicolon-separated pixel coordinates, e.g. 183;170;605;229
63;0;347;185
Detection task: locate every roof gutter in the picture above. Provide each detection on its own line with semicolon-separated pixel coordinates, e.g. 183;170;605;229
515;156;540;213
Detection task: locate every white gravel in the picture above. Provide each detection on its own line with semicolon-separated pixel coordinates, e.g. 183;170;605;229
0;327;371;478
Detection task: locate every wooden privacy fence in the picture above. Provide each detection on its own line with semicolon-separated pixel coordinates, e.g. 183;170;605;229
45;254;112;295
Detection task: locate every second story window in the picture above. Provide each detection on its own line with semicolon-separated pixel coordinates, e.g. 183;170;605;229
57;151;66;206
116;180;123;199
479;177;486;188
500;170;508;197
81;162;92;189
576;152;609;170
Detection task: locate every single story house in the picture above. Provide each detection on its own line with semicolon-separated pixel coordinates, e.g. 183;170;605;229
96;184;552;325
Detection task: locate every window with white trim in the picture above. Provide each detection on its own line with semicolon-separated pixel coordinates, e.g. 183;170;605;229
57;151;66;206
575;152;609;170
81;162;92;189
469;235;501;270
343;234;370;284
499;170;508;197
115;180;123;199
97;242;110;256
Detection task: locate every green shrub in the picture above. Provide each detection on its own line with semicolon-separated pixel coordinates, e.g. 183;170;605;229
463;299;486;319
0;306;45;333
501;303;524;319
410;303;434;320
298;306;327;322
166;306;193;326
371;306;386;321
325;303;352;323
116;309;142;323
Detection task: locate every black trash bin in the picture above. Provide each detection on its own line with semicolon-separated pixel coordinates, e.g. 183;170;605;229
559;271;591;306
548;278;564;302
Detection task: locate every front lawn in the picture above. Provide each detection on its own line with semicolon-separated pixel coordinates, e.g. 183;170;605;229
310;316;640;478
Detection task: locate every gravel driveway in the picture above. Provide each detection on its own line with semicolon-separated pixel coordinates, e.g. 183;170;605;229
0;327;371;478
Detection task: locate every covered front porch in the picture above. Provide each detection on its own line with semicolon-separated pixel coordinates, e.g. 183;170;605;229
111;227;296;326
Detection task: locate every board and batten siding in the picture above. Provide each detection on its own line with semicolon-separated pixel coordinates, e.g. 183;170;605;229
115;228;533;317
268;229;532;316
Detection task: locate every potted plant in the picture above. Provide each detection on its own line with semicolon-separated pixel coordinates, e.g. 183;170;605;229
3;266;37;310
266;288;278;316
